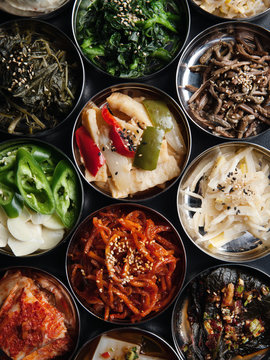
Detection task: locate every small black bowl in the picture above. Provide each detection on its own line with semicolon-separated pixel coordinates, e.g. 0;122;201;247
0;19;85;137
66;203;187;325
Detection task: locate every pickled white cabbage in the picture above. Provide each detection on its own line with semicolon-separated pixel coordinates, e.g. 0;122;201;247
181;146;270;249
194;0;270;18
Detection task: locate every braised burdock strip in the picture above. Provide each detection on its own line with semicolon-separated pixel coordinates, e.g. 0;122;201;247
184;31;270;138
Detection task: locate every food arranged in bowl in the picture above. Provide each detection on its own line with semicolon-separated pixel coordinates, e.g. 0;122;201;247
172;265;270;360
0;20;84;136
0;267;79;360
66;203;186;324
0;140;82;257
177;142;270;262
74;327;179;360
73;84;191;200
176;22;270;139
73;0;190;78
192;0;270;19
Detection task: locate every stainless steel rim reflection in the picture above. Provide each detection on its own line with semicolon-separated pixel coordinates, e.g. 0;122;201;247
176;141;270;262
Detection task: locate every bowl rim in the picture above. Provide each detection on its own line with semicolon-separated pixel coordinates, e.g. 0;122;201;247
175;20;270;141
0;137;84;258
0;0;72;18
189;0;270;22
71;0;191;80
0;265;81;360
74;326;181;360
176;140;270;262
171;262;270;360
65;202;187;325
0;18;85;138
71;82;192;202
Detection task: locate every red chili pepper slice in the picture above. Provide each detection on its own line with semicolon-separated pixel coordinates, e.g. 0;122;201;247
102;105;135;158
101;351;110;359
75;126;105;176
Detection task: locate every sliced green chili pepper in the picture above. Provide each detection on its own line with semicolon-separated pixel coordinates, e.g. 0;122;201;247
0;145;21;173
2;193;23;218
30;145;52;163
52;160;80;228
0;170;16;189
143;100;173;132
0;182;14;205
16;149;55;215
133;127;164;170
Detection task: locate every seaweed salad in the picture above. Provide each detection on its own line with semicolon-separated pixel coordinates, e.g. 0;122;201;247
76;0;187;78
181;267;270;360
0;23;78;135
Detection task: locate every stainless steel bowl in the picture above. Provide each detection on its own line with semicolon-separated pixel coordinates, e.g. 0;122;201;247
72;83;191;201
74;327;180;360
189;0;270;22
176;21;270;140
0;138;84;258
66;202;187;325
0;0;72;18
0;19;85;137
0;266;80;360
71;0;190;80
172;264;270;360
177;141;270;262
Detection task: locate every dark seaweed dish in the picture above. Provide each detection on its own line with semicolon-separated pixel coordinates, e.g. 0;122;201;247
76;0;187;78
0;24;78;135
181;267;270;360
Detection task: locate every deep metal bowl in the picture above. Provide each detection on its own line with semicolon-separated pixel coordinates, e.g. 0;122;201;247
0;19;85;137
176;21;270;140
0;266;80;360
177;141;270;262
172;263;270;360
72;83;191;201
0;0;72;18
189;0;270;22
66;202;187;325
74;327;180;360
71;0;190;80
0;138;84;258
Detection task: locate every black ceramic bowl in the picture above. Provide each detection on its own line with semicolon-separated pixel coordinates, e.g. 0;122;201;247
0;138;84;258
72;83;191;201
72;0;190;80
189;0;270;22
0;19;85;137
66;203;187;325
0;0;73;18
176;21;270;140
0;266;80;360
172;264;270;360
74;327;180;360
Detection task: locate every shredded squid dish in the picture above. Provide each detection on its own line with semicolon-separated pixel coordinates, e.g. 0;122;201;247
75;91;187;199
0;269;77;360
68;207;184;323
193;0;270;18
179;145;270;251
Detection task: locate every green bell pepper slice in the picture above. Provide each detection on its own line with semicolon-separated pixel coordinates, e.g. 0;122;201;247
52;160;80;229
2;193;24;218
143;100;173;132
16;149;55;215
133;127;164;170
0;182;14;205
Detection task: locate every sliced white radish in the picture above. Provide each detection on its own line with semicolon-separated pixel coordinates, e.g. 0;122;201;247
93;336;140;360
7;216;43;243
0;206;8;227
42;213;65;230
40;227;65;250
0;224;9;247
139;355;165;360
8;236;42;256
29;210;51;225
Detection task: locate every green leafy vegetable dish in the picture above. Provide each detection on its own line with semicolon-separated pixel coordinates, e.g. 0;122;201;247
0;141;82;257
0;21;81;135
75;0;189;78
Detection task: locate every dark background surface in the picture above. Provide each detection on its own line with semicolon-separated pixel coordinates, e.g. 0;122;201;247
0;0;270;357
